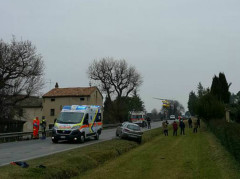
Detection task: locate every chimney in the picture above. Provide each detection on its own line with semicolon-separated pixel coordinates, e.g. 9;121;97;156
55;82;59;88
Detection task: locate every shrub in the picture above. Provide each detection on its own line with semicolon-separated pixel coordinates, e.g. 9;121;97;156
229;104;240;123
207;119;240;163
196;93;225;120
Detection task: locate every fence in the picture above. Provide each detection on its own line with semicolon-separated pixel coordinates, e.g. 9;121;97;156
0;130;52;143
0;123;121;143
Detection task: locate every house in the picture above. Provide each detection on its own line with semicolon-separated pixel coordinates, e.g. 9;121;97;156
42;85;103;127
18;96;42;132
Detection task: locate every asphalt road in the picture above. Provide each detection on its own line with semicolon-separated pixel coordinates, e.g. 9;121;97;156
0;120;173;167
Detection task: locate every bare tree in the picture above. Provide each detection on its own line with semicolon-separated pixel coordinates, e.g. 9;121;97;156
87;57;143;101
151;108;158;119
0;37;44;120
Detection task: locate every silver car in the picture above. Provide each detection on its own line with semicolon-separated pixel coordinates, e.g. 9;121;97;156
133;120;148;128
116;122;143;143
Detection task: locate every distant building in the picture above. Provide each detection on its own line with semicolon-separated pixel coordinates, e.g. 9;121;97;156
17;96;42;132
42;85;103;126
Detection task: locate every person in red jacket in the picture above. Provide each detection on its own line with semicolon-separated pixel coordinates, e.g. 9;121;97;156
33;117;40;139
172;121;178;136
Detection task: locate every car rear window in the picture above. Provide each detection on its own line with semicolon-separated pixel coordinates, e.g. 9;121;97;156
127;124;140;131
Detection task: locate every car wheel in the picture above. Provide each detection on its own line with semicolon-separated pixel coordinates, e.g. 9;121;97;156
137;137;142;144
52;139;58;143
116;131;119;137
79;134;85;143
94;132;99;140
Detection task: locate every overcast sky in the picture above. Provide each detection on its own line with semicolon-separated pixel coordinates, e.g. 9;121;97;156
1;0;240;112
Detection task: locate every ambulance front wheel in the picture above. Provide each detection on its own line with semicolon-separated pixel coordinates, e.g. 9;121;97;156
52;138;58;143
79;134;85;143
94;132;99;140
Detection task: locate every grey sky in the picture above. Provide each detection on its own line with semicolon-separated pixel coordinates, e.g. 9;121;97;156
1;0;240;112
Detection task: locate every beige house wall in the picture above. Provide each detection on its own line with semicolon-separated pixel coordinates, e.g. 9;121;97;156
22;107;43;132
42;89;103;126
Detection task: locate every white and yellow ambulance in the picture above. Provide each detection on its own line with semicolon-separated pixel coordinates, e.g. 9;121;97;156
52;105;102;143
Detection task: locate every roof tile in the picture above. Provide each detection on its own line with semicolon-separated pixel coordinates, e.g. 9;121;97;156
43;87;97;97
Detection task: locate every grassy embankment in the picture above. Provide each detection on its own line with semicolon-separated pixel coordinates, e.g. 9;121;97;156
1;121;240;179
0;126;161;179
79;121;240;179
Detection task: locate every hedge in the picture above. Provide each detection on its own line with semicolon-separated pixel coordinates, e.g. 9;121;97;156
207;119;240;163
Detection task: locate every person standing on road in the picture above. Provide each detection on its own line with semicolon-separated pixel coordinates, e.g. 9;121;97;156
193;120;198;133
179;120;185;135
33;117;40;139
146;116;151;129
197;117;201;128
40;116;47;139
172;121;178;136
188;118;192;128
162;120;168;136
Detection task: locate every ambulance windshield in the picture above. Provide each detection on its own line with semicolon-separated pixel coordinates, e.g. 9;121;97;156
57;112;84;124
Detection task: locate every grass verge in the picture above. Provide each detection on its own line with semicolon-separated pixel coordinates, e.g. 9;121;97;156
0;127;163;179
79;121;240;179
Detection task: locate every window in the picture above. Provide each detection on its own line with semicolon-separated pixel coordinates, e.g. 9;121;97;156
80;97;85;101
19;109;23;117
84;113;89;120
83;113;89;124
50;109;55;116
96;113;101;122
51;98;55;102
57;112;84;124
127;124;140;131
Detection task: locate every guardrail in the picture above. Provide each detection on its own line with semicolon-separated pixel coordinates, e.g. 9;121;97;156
103;123;121;128
0;130;52;143
0;123;122;143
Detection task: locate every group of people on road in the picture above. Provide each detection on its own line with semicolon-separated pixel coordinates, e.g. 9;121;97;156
162;117;201;136
32;117;47;139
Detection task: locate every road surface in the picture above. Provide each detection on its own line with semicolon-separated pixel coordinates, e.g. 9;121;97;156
0;120;173;167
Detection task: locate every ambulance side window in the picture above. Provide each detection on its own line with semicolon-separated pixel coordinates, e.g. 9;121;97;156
84;114;89;125
96;113;101;122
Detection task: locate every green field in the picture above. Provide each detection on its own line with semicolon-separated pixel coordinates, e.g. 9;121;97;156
1;121;240;179
79;122;240;179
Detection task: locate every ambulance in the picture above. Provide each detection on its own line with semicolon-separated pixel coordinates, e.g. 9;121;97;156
129;111;147;127
51;105;102;143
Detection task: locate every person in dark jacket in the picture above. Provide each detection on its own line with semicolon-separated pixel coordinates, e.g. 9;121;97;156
179;120;185;135
188;118;192;128
40;116;47;139
172;121;178;136
146;116;151;129
193;120;198;133
197;117;200;128
162;120;168;136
